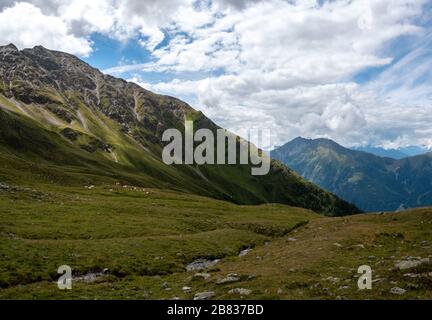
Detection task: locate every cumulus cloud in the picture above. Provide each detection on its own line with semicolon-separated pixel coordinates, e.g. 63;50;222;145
127;0;429;148
0;2;92;56
0;0;194;54
0;0;430;148
215;0;267;10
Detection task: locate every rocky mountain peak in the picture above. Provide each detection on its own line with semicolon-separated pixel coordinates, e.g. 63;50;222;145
0;43;19;52
0;43;198;140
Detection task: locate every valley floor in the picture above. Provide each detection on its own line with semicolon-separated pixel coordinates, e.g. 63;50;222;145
0;183;431;300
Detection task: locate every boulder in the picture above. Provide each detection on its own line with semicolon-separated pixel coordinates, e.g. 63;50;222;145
216;274;240;285
193;273;211;280
390;287;406;295
193;291;215;300
228;288;252;296
395;258;430;270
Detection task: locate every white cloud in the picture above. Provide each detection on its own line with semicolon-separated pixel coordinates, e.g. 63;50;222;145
368;32;432;106
0;0;195;54
0;2;92;56
0;0;430;149
126;0;429;149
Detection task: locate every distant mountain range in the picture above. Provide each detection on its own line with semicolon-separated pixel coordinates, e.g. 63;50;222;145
271;137;432;212
0;44;359;216
353;145;430;160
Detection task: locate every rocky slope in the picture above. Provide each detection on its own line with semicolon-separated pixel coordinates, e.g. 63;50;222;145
0;44;359;216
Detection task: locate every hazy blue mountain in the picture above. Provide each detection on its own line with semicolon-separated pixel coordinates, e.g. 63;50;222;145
400;146;431;157
353;145;429;160
271;137;432;212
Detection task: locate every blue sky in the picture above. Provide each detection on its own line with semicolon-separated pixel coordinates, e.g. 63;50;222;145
0;0;431;149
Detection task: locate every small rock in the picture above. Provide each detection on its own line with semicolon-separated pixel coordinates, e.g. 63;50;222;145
187;259;220;272
407;283;419;290
287;237;297;242
404;273;420;278
395;258;430;270
74;272;104;283
216;274;240;285
194;291;215;300
182;286;192;293
228;288;252;296
372;278;383;283
193;273;211;280
338;286;350;290
0;182;11;191
161;282;169;289
324;276;340;283
239;248;252;257
406;256;422;261
390;287;406;295
333;243;343;248
277;288;283;294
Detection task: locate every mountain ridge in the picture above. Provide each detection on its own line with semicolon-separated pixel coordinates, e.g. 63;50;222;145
271;137;432;212
352;145;430;160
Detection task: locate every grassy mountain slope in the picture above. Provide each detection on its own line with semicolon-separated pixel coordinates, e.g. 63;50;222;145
271;137;432;212
0;184;430;299
0;44;359;216
0;182;317;290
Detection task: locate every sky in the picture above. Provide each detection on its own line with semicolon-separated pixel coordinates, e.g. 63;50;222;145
0;0;431;150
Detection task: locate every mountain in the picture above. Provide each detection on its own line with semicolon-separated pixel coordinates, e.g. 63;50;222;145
271;137;432;212
352;146;408;159
0;44;359;216
352;145;429;160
